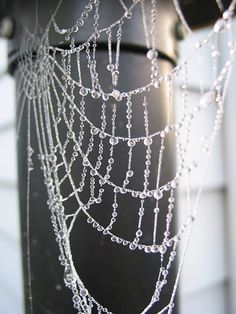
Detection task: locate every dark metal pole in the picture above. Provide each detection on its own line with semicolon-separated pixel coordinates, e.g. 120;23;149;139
9;0;180;313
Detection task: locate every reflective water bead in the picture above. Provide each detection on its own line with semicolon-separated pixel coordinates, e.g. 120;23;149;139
136;230;143;237
127;170;134;177
108;158;114;164
102;93;109;101
111;236;117;242
223;9;234;20
114;186;121;193
91;90;100;99
112;89;121;100
49;154;57;163
144;137;153;146
144;246;151;253
83;157;89;166
109;137;119;145
159;244;167;254
107;64;114;71
147;190;153;197
168;196;175;203
87;217;93;224
151;244;159;253
162;269;168;276
72;295;80;303
164;183;171;191
67;131;75;139
129;243;137;250
85;3;93;11
90;169;97;176
103;229;109;235
132;191;139;197
82;11;88;19
154;207;159;214
139;192;147;199
125;10;132;19
147;49;158;60
200;90;216;107
211;50;220;58
160;131;166;138
92;221;98;228
99;131;106;139
72;25;79;33
214;18;226;33
80;288;88;297
73;144;80;151
79;87;88;96
127;139;136;147
153;189;163;200
77;19;84;26
91;127;99;135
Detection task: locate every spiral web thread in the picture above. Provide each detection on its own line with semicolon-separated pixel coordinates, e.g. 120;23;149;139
16;0;236;313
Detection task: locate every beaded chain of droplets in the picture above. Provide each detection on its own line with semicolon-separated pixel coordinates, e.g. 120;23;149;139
16;0;236;313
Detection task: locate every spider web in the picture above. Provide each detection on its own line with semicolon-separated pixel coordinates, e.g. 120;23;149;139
15;0;236;313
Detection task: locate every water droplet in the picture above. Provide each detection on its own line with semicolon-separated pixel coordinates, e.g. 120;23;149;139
125;11;132;19
151;244;159;253
147;49;158;60
144;246;151;253
99;131;106;139
114;186;121;193
132;191;139;197
136;230;143;237
73;144;80;151
79;87;88;96
112;89;121;100
129;243;137;250
127;170;134;177
72;295;80;303
80;288;88;297
139;192;147;199
82;12;88;19
107;64;114;71
72;25;79;33
159;244;167;254
49;154;57;163
77;19;84;27
109;137;119;145
144;137;153;146
200;90;216;107
153;189;163;200
91;127;99;135
90;169;96;176
67;131;75;139
214;19;226;33
102;93;109;101
83;157;89;167
127;139;136;147
223;9;233;20
91;90;100;99
85;4;93;11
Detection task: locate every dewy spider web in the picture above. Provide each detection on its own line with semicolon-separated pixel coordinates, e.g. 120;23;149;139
15;0;236;313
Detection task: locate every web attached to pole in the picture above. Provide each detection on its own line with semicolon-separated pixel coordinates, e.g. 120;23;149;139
16;0;236;313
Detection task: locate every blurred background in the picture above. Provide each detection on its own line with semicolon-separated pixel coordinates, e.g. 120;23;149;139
0;16;236;314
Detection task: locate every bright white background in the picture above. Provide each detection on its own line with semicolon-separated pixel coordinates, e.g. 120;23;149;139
0;22;236;314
